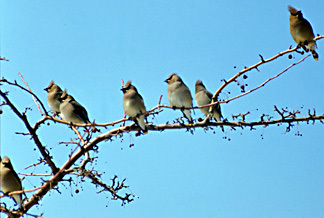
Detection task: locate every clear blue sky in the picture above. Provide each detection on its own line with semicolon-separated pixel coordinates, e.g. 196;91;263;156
1;1;324;217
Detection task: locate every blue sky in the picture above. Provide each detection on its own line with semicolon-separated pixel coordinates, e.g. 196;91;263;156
1;1;324;218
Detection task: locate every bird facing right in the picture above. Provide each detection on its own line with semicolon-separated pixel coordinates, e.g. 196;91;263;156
44;80;63;114
0;156;23;209
288;5;318;60
195;80;222;122
59;90;90;124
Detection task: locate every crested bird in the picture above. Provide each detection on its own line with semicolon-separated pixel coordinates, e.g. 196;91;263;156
0;156;23;209
165;73;193;123
195;80;222;121
288;5;318;60
44;80;63;114
121;81;148;133
59;90;90;124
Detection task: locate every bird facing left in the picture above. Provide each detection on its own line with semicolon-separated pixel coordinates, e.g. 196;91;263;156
44;80;64;114
121;81;148;134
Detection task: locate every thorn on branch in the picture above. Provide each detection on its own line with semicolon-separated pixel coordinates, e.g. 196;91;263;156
274;105;285;119
232;111;250;122
285;122;294;133
260;114;267;121
259;54;265;63
308;108;316;117
289;110;300;119
221;79;228;84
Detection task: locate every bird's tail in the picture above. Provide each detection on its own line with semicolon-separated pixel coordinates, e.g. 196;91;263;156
213;111;222;122
212;103;222;122
182;109;193;123
13;193;23;209
312;50;319;60
136;115;148;134
307;41;319;61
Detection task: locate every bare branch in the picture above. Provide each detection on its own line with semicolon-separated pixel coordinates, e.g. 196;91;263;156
2;35;323;217
0;90;58;173
0;78;48;116
212;35;323;101
18;73;45;116
82;171;134;205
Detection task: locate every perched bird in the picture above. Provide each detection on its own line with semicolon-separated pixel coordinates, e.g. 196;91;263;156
288;5;318;60
165;73;193;123
121;81;148;133
0;156;23;208
59;90;90;124
195;80;222;121
44;80;64;114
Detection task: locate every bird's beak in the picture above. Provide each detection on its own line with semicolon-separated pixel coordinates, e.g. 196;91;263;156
164;79;168;83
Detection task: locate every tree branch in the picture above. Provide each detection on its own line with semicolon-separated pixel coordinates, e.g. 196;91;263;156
1;35;323;217
0;90;58;173
212;35;323;101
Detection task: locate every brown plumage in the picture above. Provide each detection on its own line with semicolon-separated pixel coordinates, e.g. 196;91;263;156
0;156;23;208
59;89;90;124
121;81;148;133
165;73;193;123
288;5;318;60
44;80;63;114
195;80;222;121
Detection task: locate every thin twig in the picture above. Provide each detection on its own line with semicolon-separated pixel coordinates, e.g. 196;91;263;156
18;72;45;116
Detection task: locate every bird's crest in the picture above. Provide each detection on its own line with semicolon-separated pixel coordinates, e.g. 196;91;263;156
288;5;299;15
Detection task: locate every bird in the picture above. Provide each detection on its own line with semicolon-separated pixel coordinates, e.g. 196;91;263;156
165;73;193;123
121;81;148;133
58;90;90;124
288;5;318;60
0;156;23;209
44;80;64;114
195;80;222;121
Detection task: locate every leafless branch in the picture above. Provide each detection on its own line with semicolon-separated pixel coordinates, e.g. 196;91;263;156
18;72;45;116
1;35;323;217
81;171;134;205
0;90;58;173
212;35;324;101
0;78;48;116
